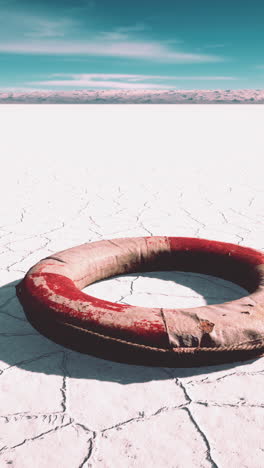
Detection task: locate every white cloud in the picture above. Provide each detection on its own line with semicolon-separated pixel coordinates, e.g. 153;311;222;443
0;39;224;63
203;44;226;49
24;19;74;38
28;79;171;89
28;73;238;89
98;32;128;41
0;10;78;40
39;73;238;81
0;86;48;92
116;23;149;33
98;23;150;41
0;9;225;63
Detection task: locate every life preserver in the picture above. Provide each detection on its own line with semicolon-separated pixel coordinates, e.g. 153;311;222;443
16;236;264;367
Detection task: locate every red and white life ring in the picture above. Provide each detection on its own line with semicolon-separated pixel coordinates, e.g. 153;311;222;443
16;236;264;366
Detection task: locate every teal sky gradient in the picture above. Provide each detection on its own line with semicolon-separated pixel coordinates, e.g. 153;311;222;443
0;0;264;90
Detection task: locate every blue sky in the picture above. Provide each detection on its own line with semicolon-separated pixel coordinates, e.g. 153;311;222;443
0;0;264;91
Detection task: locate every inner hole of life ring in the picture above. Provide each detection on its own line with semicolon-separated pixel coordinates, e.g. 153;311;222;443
83;270;248;309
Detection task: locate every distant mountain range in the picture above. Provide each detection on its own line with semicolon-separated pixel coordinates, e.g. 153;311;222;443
0;89;264;104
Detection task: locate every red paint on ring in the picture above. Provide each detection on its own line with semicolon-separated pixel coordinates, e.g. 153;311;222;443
16;236;264;351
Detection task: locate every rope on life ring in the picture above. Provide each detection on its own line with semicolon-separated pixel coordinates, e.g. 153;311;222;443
16;236;264;367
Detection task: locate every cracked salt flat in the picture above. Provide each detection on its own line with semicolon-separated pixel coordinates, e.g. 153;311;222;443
0;106;263;467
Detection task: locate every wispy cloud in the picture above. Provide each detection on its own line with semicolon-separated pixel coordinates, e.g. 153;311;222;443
24;19;75;38
97;32;128;41
28;73;238;89
0;86;48;92
0;39;224;63
98;24;150;41
29;74;173;89
203;43;226;49
0;8;225;63
29;80;170;90
115;23;150;34
0;10;78;40
50;73;237;81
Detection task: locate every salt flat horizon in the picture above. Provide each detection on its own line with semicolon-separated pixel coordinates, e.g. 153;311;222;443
1;88;264;104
